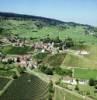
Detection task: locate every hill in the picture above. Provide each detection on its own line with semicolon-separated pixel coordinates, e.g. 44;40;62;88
0;12;97;44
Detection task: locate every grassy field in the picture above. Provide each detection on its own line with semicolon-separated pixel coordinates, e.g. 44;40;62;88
35;44;97;69
0;45;32;55
34;52;49;60
40;51;97;69
78;84;97;100
1;19;97;44
0;70;15;77
74;68;97;79
43;53;66;67
0;73;48;100
54;85;83;100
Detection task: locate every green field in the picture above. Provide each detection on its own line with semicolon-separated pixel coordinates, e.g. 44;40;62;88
0;45;32;55
1;19;97;44
39;48;97;69
54;86;83;100
43;53;66;67
0;70;15;77
34;52;49;60
0;73;48;100
74;68;97;79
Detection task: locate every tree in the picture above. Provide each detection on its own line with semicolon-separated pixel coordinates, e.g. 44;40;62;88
76;79;79;84
54;36;61;43
64;37;74;48
75;85;79;91
45;68;53;75
48;80;54;100
48;80;54;93
95;85;97;89
0;27;3;33
39;65;53;75
39;65;47;73
12;73;18;79
89;78;95;86
48;94;53;100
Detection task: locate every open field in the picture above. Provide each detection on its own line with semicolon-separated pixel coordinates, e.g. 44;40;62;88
79;84;97;100
0;70;15;77
43;53;66;67
0;19;97;44
41;51;97;69
74;68;97;79
54;85;84;100
36;45;97;69
0;45;32;55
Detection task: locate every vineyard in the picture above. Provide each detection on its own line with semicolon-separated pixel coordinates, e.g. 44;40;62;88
0;73;49;100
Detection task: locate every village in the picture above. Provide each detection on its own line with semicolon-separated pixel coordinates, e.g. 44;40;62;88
0;36;89;69
0;35;97;100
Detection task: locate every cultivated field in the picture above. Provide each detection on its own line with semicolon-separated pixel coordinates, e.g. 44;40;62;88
0;78;10;90
54;85;83;100
0;73;49;100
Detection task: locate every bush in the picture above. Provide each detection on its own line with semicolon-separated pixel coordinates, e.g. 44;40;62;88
75;85;79;91
48;80;54;93
64;37;74;48
45;68;53;75
89;78;95;86
39;65;53;75
54;67;72;76
12;74;18;79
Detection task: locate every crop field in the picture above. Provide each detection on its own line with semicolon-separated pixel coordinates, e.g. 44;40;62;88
0;78;10;90
43;53;67;67
54;86;83;100
34;52;49;60
78;84;97;99
74;68;97;79
0;45;32;55
41;51;97;68
0;73;48;100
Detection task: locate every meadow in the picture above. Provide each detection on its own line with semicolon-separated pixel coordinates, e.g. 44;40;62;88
74;68;97;79
1;19;97;44
54;85;83;100
0;45;32;55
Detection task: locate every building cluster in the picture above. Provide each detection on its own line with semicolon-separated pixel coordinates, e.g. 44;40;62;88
0;55;37;69
62;76;88;85
33;41;59;54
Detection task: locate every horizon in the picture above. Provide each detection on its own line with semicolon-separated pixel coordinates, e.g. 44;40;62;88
0;0;97;26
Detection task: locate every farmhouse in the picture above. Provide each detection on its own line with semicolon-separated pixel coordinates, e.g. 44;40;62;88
62;76;88;85
79;80;88;85
62;76;77;85
76;50;89;55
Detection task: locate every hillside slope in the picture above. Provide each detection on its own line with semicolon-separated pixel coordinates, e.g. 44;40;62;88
0;12;97;44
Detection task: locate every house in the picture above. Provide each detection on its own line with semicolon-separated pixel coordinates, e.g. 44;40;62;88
62;76;88;85
79;80;88;85
80;50;89;55
62;76;77;85
75;50;89;55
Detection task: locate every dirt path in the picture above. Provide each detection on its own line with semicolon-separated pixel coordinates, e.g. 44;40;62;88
0;79;14;96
